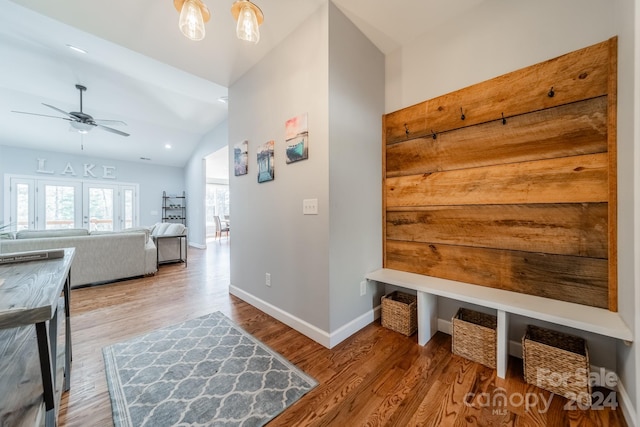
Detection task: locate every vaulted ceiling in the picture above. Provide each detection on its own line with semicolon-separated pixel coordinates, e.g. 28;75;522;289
0;0;485;166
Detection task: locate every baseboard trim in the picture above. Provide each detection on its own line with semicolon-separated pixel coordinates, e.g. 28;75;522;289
617;378;636;427
328;305;381;348
189;242;206;249
229;285;381;349
229;285;331;347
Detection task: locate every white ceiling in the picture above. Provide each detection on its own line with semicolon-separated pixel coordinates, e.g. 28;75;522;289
0;0;485;167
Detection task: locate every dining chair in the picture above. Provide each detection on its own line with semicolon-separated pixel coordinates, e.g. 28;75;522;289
214;216;229;240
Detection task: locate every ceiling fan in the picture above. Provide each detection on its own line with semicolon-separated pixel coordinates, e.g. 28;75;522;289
12;84;129;137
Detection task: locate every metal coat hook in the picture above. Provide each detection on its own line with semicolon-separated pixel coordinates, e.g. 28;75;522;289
548;87;555;97
460;107;465;121
431;130;437;140
404;123;409;136
501;113;507;125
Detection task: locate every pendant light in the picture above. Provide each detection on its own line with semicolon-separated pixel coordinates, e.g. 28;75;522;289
174;0;210;41
231;0;264;44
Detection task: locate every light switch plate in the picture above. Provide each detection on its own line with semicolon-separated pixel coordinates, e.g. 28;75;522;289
303;198;318;215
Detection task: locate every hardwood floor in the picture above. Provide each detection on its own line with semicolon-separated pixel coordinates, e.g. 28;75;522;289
57;242;627;426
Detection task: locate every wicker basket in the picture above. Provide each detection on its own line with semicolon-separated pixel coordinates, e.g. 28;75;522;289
381;291;417;336
523;325;591;407
452;308;497;369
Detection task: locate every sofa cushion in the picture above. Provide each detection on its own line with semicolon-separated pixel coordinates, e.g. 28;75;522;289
16;228;89;239
124;227;152;243
91;227;151;243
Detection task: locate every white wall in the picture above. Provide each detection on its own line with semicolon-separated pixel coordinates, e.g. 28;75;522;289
0;144;184;227
633;0;640;419
184;120;228;247
385;0;638;418
614;0;639;423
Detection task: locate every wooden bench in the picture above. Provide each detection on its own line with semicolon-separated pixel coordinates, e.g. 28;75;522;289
366;268;633;378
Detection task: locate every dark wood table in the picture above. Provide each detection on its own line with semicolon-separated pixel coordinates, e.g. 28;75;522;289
0;248;74;427
153;234;188;268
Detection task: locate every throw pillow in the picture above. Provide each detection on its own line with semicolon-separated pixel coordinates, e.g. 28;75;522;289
152;222;171;236
165;223;186;235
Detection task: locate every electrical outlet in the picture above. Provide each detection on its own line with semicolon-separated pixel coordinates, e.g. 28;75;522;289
265;273;271;287
360;280;366;296
303;198;318;215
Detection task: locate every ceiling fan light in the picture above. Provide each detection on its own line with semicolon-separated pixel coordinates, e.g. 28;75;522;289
179;0;206;41
70;121;93;133
232;0;263;44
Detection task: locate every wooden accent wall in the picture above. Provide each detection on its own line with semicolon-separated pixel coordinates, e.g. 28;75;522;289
382;38;618;311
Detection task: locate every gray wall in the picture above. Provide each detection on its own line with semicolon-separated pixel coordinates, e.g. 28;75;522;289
185;120;228;247
229;3;331;331
384;0;638;416
0;144;184;227
228;2;385;339
327;3;385;331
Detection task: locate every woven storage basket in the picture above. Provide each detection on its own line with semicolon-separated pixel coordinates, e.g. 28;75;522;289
523;325;591;407
381;291;417;336
452;308;497;369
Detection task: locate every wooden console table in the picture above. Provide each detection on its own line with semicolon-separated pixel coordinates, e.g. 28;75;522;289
0;248;74;426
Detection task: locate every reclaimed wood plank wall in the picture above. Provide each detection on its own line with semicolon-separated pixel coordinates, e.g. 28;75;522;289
382;37;618;310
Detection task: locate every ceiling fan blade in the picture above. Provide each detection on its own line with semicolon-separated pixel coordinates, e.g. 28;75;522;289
42;103;75;118
97;123;130;137
94;119;127;126
11;110;72;121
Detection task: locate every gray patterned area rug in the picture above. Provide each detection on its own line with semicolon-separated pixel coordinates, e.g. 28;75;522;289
103;311;317;427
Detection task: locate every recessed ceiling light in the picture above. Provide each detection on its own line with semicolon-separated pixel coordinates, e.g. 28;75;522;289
66;44;87;54
217;96;228;104
165;144;172;149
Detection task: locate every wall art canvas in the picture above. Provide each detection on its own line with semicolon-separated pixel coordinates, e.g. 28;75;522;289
257;140;275;183
285;113;309;164
234;140;248;176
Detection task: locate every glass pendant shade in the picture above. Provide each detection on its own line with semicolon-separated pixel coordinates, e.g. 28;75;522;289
179;0;206;41
236;4;260;43
70;122;92;134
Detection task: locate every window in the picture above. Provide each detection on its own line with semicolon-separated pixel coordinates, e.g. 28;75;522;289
206;183;229;236
42;182;81;229
12;180;34;231
84;184;116;231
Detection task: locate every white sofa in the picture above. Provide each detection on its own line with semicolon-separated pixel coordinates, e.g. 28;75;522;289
0;228;157;288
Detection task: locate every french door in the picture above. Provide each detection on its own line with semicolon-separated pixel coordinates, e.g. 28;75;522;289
40;180;82;230
6;176;138;232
